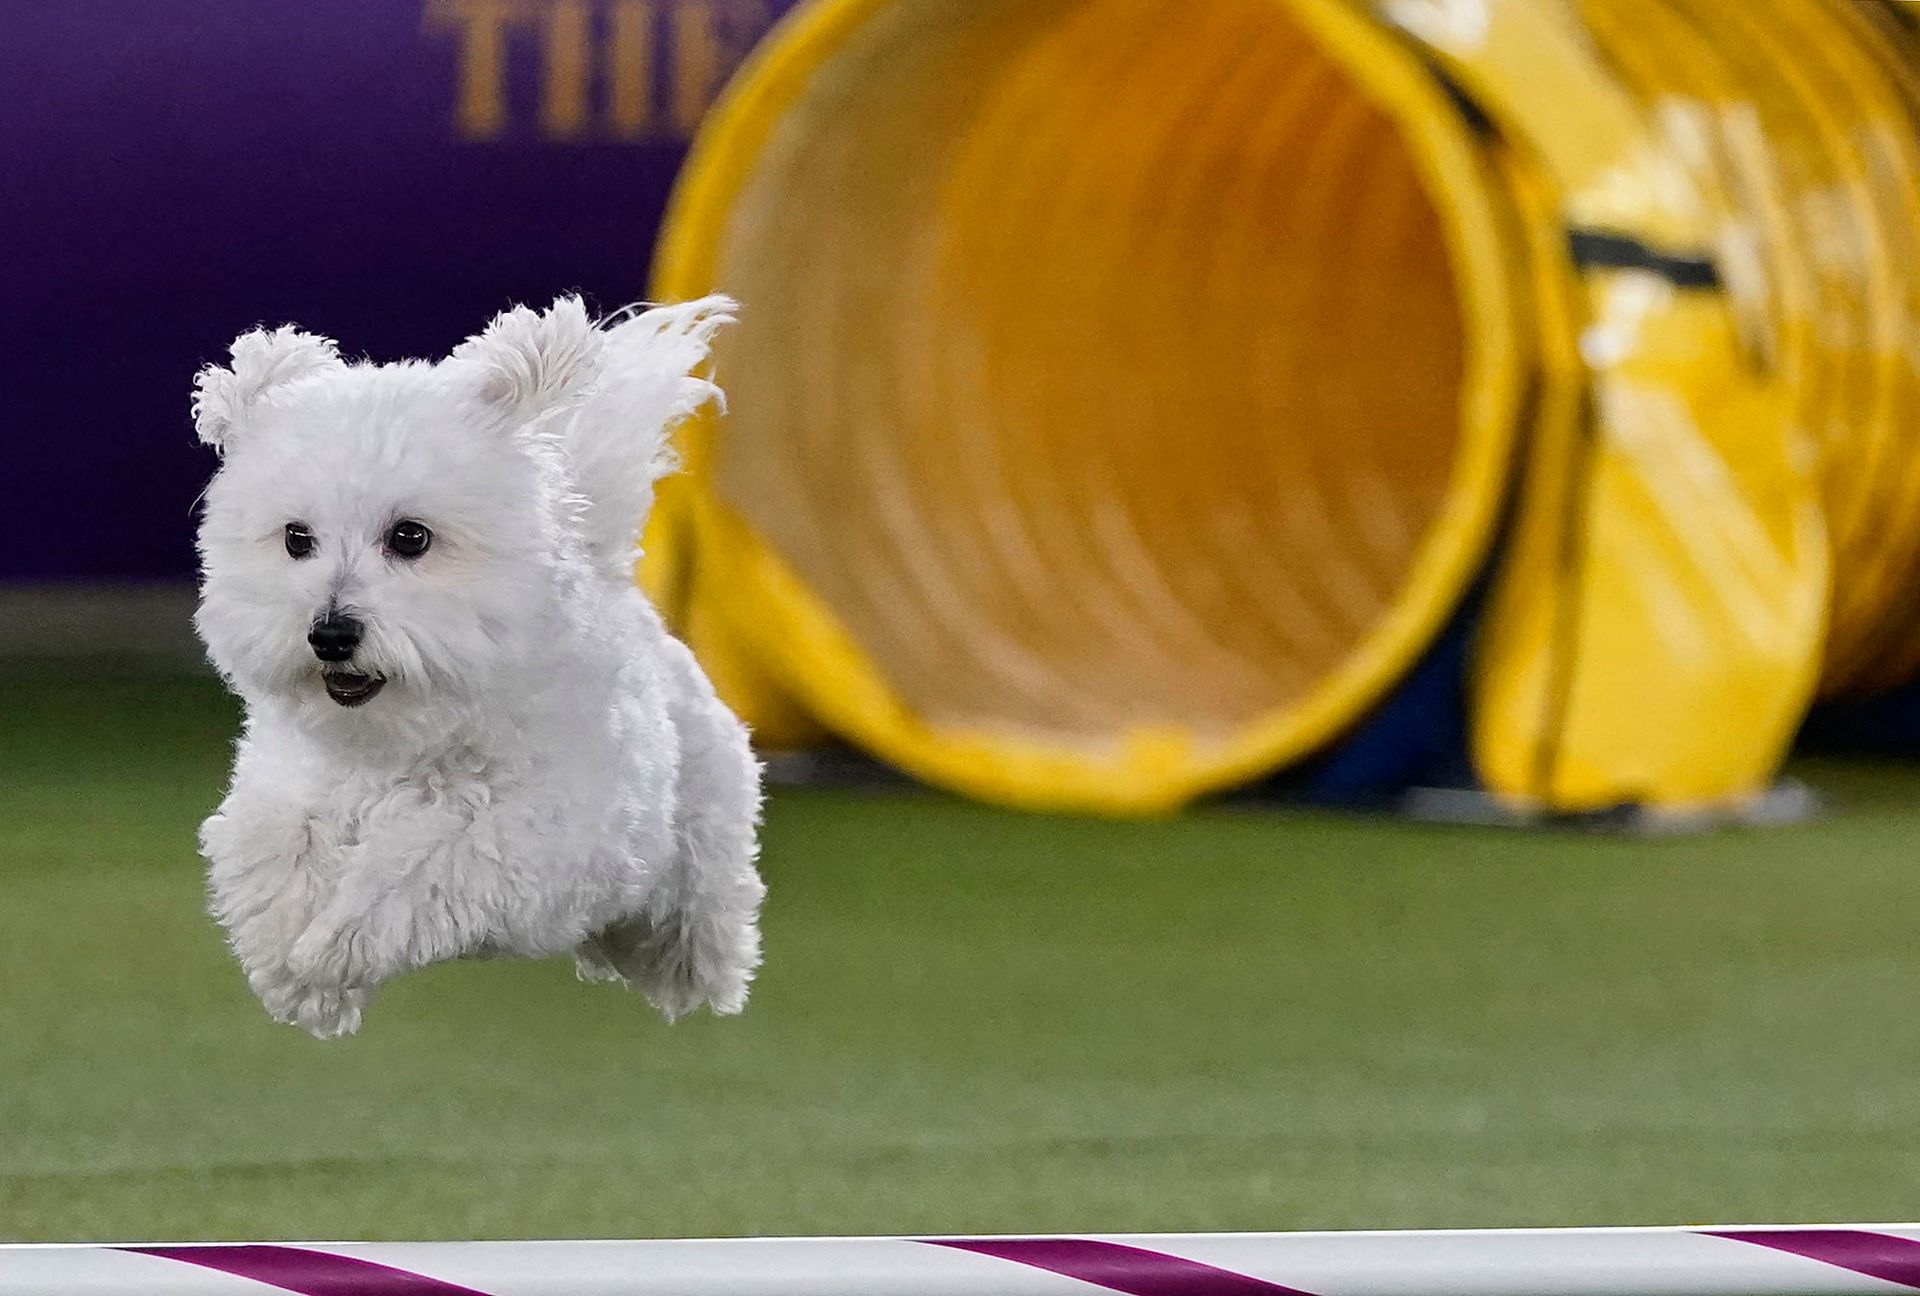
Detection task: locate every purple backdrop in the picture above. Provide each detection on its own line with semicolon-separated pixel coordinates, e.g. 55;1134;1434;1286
3;0;792;582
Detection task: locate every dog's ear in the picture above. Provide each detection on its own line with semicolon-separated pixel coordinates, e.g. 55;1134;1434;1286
193;326;342;453
454;295;602;428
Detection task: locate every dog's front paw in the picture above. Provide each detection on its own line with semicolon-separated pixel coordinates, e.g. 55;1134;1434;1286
250;966;368;1039
580;908;758;1022
286;912;364;986
289;983;366;1039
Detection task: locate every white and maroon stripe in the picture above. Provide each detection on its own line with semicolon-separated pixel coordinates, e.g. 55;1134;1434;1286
1;1226;1917;1294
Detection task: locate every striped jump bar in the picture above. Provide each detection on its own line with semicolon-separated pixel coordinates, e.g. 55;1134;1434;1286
3;1225;1919;1294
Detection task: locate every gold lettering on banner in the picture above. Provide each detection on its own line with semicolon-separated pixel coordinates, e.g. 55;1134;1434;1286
541;0;594;137
667;0;723;136
425;0;528;139
606;0;657;138
424;0;776;142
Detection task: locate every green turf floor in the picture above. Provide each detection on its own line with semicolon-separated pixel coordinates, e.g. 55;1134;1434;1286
2;671;1918;1242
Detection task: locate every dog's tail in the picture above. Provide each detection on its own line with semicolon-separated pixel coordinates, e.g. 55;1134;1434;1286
567;296;735;577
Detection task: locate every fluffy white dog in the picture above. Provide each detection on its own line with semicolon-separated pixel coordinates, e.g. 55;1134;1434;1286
191;295;764;1038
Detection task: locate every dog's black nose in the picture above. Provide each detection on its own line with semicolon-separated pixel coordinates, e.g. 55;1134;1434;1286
308;613;363;663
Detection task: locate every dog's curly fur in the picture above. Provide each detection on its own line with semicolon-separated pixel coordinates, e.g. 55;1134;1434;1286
191;295;763;1038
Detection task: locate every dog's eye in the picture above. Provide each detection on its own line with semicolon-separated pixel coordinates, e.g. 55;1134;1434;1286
386;519;433;560
284;523;316;559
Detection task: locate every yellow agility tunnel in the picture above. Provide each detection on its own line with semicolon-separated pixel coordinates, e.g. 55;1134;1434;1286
645;0;1920;816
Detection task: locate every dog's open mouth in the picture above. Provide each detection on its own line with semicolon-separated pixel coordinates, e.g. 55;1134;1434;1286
322;670;386;707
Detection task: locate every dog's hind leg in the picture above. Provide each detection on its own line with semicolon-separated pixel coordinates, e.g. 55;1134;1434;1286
576;637;765;1020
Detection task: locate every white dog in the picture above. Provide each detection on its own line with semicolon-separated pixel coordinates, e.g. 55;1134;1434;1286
191;295;763;1038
